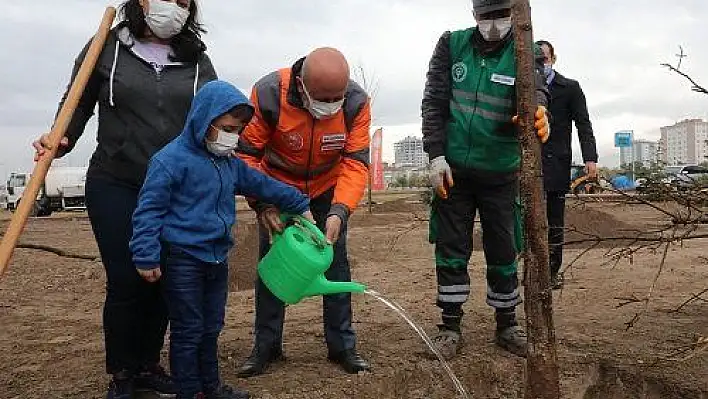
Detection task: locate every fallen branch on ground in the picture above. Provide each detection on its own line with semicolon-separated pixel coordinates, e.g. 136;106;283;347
661;336;708;363
16;243;99;261
671;288;708;314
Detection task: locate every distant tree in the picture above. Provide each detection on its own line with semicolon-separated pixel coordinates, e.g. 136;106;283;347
407;173;429;188
353;64;381;211
598;166;623;180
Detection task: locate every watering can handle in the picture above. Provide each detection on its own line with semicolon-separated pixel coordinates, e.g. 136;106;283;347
278;213;330;249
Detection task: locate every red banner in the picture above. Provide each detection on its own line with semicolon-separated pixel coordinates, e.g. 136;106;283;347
370;128;385;191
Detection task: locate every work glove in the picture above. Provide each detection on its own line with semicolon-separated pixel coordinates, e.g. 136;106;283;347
429;156;454;200
512;105;550;143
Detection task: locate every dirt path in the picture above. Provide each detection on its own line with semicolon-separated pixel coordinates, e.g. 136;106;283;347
0;202;706;398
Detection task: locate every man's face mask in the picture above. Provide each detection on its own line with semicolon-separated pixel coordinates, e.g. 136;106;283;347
300;79;345;120
477;17;512;42
206;125;239;157
145;0;190;40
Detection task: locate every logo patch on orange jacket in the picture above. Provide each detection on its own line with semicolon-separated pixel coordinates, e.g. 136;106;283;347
282;132;304;151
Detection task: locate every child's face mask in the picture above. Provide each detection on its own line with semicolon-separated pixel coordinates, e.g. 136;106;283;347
206;125;239;157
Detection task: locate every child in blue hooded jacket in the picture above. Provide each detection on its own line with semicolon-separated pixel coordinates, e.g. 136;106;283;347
130;80;312;399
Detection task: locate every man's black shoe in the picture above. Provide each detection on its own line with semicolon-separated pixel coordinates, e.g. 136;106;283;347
327;349;370;374
236;346;285;378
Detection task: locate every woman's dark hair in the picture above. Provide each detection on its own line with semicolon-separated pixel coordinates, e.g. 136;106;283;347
228;104;255;124
536;40;555;58
119;0;207;63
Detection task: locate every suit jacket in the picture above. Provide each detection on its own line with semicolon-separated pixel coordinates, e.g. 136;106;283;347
542;71;598;192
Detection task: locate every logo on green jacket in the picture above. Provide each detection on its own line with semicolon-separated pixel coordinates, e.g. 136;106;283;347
452;62;468;83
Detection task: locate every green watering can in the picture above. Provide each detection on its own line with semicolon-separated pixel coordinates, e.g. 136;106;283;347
257;214;367;305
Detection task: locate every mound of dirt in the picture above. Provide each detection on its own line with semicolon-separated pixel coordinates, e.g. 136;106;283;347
564;207;637;247
471;205;635;250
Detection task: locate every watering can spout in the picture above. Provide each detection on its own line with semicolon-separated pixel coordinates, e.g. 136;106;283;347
303;275;367;297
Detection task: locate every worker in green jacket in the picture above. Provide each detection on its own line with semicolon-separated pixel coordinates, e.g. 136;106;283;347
421;0;550;359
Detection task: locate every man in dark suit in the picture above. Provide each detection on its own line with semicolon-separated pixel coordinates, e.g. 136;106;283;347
536;40;598;289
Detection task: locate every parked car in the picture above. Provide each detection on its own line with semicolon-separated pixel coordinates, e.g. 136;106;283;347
663;165;708;190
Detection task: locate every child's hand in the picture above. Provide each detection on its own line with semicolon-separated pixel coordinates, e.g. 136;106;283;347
137;267;162;283
301;210;316;224
259;206;284;243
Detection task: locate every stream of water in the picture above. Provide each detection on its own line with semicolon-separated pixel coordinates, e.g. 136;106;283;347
364;289;471;399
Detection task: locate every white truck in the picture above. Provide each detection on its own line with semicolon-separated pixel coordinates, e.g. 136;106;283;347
5;166;88;216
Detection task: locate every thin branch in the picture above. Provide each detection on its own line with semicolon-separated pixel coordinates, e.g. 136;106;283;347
606;186;681;221
559;240;601;278
615;294;643;308
387;213;428;252
662;337;708;362
562;233;708;246
671;288;708;313
661;63;708;94
622;241;671;330
353;64;381;105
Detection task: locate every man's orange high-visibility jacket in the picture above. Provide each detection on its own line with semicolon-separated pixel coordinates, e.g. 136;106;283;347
237;58;371;219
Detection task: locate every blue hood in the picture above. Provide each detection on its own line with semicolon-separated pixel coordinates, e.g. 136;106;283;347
130;80;310;267
181;80;252;150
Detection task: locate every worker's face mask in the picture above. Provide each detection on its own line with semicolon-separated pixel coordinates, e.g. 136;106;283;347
299;79;345;120
206;125;239;157
145;0;190;39
477;17;512;42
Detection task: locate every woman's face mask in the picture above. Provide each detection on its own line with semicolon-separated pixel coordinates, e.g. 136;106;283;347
206;125;239;157
477;17;512;42
300;79;345;120
144;0;190;40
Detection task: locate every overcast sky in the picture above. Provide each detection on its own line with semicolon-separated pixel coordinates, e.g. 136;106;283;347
1;0;707;178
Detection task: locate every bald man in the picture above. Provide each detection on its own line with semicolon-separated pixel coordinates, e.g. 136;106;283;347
236;48;371;376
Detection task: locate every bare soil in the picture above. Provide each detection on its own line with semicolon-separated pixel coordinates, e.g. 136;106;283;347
0;197;706;398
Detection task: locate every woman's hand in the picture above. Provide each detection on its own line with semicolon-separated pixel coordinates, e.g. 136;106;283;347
32;134;69;162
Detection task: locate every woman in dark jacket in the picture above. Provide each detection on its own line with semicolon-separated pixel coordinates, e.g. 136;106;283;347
33;1;217;397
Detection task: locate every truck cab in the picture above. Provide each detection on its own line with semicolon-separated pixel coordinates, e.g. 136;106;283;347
6;172;32;212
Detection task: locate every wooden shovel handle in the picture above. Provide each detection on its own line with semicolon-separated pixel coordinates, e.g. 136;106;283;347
0;6;116;279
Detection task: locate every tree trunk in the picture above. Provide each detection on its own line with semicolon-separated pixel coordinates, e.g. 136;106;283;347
511;1;561;398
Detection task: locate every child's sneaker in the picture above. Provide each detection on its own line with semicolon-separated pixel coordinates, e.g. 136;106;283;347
205;384;250;399
106;371;134;399
134;364;177;398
